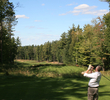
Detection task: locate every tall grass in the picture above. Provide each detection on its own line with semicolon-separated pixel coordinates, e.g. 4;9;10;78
0;60;84;78
1;60;110;78
2;65;85;78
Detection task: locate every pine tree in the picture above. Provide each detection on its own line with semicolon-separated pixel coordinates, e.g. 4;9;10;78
0;0;16;63
78;24;94;66
103;12;110;70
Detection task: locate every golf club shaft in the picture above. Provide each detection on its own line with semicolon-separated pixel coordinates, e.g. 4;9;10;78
102;74;110;81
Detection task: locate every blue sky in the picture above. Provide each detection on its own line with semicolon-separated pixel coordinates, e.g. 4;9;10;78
10;0;109;46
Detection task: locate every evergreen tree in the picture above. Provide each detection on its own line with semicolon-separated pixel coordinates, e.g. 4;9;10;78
2;27;17;63
103;12;110;70
0;0;16;63
51;41;58;62
78;24;93;65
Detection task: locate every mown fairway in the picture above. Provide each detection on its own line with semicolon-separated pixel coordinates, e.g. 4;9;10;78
0;60;110;100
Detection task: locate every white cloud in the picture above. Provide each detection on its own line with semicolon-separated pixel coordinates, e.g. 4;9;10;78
66;2;77;6
42;4;45;6
16;15;29;19
35;20;41;22
69;10;81;15
95;10;108;16
74;4;89;9
59;4;108;16
81;9;108;16
74;4;97;14
59;13;68;16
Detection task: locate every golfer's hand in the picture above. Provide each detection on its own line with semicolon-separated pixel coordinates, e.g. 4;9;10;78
81;71;85;75
91;66;94;71
88;65;92;71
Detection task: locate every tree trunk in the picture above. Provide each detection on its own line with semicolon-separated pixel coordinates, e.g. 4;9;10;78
76;49;77;65
102;59;105;71
0;20;3;63
9;23;12;63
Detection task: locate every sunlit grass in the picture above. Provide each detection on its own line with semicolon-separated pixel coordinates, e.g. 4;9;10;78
1;60;84;78
2;65;85;78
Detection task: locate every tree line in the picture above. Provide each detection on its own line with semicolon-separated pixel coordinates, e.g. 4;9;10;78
0;0;20;64
16;12;110;71
0;0;110;71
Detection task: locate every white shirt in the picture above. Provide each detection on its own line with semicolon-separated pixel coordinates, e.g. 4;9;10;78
84;72;101;87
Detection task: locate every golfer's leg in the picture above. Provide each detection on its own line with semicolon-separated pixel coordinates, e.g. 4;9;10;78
88;87;94;100
94;88;98;100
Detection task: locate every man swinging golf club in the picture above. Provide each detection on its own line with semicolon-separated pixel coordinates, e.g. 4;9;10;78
82;65;102;100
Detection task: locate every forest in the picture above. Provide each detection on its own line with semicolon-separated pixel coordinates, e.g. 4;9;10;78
16;13;110;71
0;0;110;71
0;0;20;64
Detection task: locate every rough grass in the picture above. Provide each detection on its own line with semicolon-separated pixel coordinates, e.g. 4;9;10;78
0;60;110;100
1;60;84;78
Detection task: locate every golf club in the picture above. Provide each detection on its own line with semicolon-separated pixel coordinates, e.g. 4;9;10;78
93;66;110;81
102;74;110;81
82;65;110;81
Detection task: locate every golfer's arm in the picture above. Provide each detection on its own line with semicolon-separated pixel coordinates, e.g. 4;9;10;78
89;70;93;73
85;68;93;73
85;69;89;73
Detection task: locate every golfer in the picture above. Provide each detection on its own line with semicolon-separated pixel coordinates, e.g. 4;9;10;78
83;65;102;100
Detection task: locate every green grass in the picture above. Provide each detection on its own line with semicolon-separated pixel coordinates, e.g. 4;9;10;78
0;60;110;100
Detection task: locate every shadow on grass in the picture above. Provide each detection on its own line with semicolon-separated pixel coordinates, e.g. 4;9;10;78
99;85;110;97
0;61;30;71
14;61;32;68
29;63;66;68
0;74;109;100
0;62;109;100
0;73;88;100
99;91;110;96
